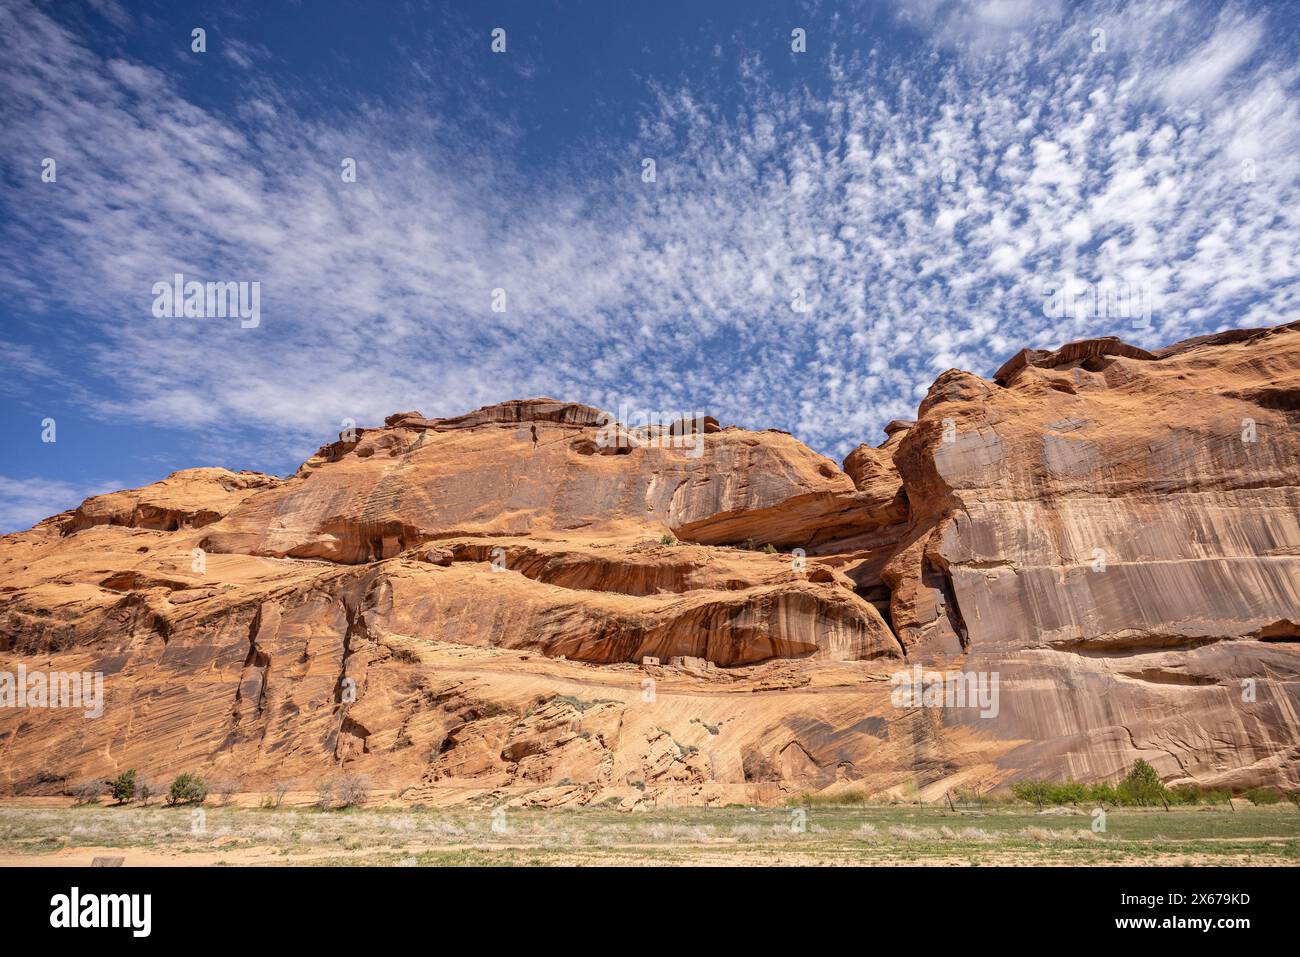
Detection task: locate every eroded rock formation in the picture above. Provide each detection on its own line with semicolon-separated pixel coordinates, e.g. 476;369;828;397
2;322;1297;806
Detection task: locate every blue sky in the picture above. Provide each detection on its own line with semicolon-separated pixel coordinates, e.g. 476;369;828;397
2;0;1299;531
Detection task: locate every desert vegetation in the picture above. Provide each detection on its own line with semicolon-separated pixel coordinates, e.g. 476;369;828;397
166;773;208;807
110;769;137;805
1;760;1291;866
1006;761;1297;809
0;801;1294;867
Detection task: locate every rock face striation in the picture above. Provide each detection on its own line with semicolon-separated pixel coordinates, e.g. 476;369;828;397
2;322;1298;806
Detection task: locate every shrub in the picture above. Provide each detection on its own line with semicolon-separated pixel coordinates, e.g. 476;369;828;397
1046;780;1088;804
1118;759;1167;806
791;789;868;808
886;825;927;841
71;780;104;806
138;779;159;807
1245;787;1281;806
762;544;778;554
1011;777;1145;807
1086;782;1125;806
167;773;208;806
551;694;617;713
1006;769;1241;809
263;780;292;809
336;773;370;808
659;534;675;546
110;769;137;805
315;779;336;809
211;778;241;806
1011;780;1053;808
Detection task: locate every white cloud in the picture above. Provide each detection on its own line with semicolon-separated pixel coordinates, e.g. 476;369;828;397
1161;18;1263;104
0;0;1297;474
0;477;120;534
895;0;1066;49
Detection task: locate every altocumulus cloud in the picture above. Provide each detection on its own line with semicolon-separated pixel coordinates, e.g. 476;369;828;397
0;477;121;533
0;0;1297;491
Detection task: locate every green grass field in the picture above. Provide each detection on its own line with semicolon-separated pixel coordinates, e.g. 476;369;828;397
1;802;1296;866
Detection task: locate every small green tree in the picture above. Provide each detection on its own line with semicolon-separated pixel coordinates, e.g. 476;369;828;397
1011;780;1053;808
659;534;675;546
1047;780;1087;805
167;772;208;806
1119;759;1166;806
1086;782;1125;806
1168;784;1203;805
110;769;137;805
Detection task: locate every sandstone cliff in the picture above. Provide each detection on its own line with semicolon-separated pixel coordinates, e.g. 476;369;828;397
1;322;1297;806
